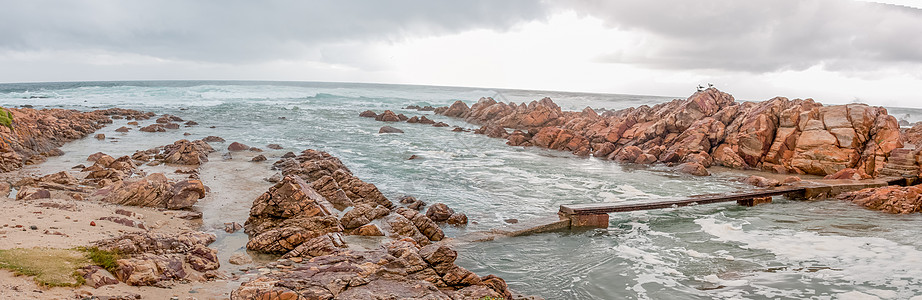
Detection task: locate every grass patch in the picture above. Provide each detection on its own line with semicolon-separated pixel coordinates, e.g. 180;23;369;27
0;248;90;287
77;246;121;274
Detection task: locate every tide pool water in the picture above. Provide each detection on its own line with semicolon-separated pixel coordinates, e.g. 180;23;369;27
2;81;922;299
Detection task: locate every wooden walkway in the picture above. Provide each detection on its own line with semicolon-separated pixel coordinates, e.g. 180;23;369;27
559;185;803;215
458;176;913;241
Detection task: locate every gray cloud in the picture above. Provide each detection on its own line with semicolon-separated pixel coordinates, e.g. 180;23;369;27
567;0;922;73
0;0;550;64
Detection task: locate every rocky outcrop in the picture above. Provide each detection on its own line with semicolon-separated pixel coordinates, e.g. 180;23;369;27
0;107;153;173
838;186;922;214
434;89;904;177
94;231;220;287
231;240;511;300
157;139;215;165
244;175;344;256
96;173;206;210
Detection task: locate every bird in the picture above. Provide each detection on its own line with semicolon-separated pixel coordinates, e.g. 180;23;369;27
708;83;714;88
697;85;705;92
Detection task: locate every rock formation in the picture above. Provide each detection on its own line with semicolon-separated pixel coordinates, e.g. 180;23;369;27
231;240;511;299
235;149;503;298
431;88;905;177
0;107;153;173
94;231;221;287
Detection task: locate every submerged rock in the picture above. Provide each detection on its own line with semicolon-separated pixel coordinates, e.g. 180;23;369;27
379;126;404;134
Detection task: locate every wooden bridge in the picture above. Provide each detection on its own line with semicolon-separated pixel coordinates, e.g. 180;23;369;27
460;176;916;241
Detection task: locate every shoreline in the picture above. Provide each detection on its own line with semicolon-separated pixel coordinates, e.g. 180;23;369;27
0;90;919;299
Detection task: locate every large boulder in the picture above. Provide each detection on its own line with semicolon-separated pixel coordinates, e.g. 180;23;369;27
98;173;206;210
838;186;922;214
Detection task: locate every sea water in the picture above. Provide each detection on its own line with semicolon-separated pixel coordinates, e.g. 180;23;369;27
2;81;922;299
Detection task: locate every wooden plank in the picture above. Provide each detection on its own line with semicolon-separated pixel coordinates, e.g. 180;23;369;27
560;186;804;215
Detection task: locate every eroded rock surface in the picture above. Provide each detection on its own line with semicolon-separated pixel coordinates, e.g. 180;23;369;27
432;88;904;177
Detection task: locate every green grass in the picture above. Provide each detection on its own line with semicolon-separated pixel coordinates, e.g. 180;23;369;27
0;248;90;287
77;246;122;274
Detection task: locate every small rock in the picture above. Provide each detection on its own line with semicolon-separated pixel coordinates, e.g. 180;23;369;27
90;221;96;226
447;213;468;226
95;134;105;140
425;203;454;222
675;162;710;176
203;136;225;143
224;222;243;233
354;224;384;236
229;253;253;265
115;126;131;132
251;155;267;162
359;110;377;118
379;126;404;134
267;144;283;150
228;142;250;151
408;155;419;160
504;219;519;224
29;225;37;230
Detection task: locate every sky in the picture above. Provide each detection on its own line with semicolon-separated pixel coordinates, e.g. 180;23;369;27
1;0;921;107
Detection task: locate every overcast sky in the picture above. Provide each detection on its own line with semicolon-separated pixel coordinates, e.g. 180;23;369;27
1;0;921;107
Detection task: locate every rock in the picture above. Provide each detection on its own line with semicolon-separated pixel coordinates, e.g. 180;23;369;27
202;136;225;142
425;203;454;222
379;126;404;134
446;213;468;226
375;110;401;122
185;120;198;126
100;174;206;210
743;175;781;188
16;187;51;200
267;144;283;150
244;176;342;255
139;124;166;132
408;155;419;160
163;123;180;129
78;266;119;288
418;116;436;124
824;168;872;180
95;134;106;140
838;186;922;214
174;211;202;220
224;222;243;233
159;139;215;165
228;142;250;151
251;155;267;162
782;176;802;184
359;110;377;118
675;162;709;176
432;122;449;127
95;231;219;286
442;101;471;118
228;253;253;265
115;126;131;132
354;224;384;236
504;218;519;224
87;152;108;162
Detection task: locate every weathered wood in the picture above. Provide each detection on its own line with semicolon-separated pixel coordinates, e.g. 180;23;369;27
559;178;907;216
559;186;802;215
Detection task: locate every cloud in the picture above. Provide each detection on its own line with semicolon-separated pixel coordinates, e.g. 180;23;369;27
566;0;922;74
0;0;550;64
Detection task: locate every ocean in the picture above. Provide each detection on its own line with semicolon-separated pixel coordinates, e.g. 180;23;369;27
2;81;922;299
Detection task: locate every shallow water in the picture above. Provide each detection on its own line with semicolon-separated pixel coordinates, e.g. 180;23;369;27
3;81;922;299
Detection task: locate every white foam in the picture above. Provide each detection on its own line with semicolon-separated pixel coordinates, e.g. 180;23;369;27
697;217;922;296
